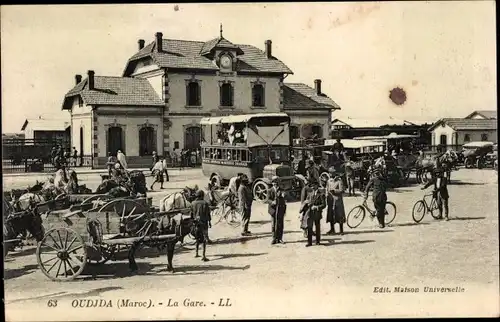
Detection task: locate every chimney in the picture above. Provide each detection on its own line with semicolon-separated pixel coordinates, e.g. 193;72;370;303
265;40;272;58
75;74;82;85
155;32;163;52
88;70;95;90
138;39;145;50
314;79;322;95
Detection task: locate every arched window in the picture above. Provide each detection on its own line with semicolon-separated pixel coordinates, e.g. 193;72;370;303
311;125;323;138
139;126;156;156
290;125;300;140
220;83;234;107
186;81;201;106
481;133;488;141
107;126;124;155
252;84;265;107
464;134;471;142
185;126;201;150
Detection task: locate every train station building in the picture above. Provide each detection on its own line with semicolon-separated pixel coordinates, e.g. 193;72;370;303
62;31;340;168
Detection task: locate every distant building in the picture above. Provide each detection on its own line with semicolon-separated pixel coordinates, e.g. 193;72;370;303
331;117;433;145
20;118;70;144
428;111;497;146
62;31;340;168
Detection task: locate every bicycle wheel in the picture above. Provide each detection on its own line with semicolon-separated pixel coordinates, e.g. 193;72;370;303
225;208;241;228
346;205;366;229
212;205;227;226
385;202;397;225
429;198;441;219
411;200;426;223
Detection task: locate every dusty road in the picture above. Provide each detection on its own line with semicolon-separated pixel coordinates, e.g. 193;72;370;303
4;168;499;319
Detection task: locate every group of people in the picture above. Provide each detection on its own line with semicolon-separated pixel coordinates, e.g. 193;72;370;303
51;145;81;169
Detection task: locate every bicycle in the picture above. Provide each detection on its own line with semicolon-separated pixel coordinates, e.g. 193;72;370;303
411;193;441;223
346;199;397;229
209;189;241;228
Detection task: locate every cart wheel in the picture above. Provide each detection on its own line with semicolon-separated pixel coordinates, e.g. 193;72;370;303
98;198;150;218
412;200;426;223
87;244;115;266
385;201;397;225
252;181;270;203
319;172;330;188
346;205;366;229
55;193;66;200
36;227;87;281
81;194;112;206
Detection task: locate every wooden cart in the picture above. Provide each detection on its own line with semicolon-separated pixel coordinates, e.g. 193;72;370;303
35;198;180;281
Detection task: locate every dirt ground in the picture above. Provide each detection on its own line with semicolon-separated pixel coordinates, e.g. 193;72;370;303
3;168;499;319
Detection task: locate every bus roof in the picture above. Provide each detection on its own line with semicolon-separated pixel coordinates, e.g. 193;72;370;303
199;113;290;125
325;139;385;148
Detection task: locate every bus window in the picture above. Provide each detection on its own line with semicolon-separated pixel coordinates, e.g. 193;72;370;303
233;149;239;160
241;150;248;161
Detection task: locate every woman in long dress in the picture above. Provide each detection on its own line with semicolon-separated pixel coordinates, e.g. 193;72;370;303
326;170;346;235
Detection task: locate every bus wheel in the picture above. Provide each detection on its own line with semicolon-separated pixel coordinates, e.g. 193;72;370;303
253;181;270;203
210;174;222;189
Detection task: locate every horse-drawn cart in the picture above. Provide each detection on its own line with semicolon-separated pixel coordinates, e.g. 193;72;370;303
35;197;187;281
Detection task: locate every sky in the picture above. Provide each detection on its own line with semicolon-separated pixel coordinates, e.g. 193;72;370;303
1;2;497;133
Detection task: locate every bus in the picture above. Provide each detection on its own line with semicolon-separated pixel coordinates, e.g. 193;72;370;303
199;113;302;202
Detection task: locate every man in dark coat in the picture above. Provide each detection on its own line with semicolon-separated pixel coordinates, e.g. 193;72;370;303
238;175;253;236
297;154;307;176
332;138;345;154
300;179;326;246
363;167;388;228
191;190;212;261
422;166;450;220
268;176;287;244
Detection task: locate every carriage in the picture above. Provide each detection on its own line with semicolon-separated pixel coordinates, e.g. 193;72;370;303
34;196;188;281
462;141;495;169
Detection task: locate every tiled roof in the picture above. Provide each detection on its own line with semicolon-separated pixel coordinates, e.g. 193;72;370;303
283;83;340;109
429;118;498;131
464;110;497;119
124;38;293;76
21;119;70;132
62;76;164;109
199;37;243;55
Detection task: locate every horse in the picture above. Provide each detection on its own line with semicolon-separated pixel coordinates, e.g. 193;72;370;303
414;152;453;183
125;214;195;273
3;199;46;258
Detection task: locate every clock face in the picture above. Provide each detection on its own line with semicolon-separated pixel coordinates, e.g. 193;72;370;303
220;55;232;69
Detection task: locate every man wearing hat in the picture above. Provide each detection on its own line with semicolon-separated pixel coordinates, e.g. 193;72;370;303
238;175;253;236
268;176;287;244
363;166;388;228
422;166;450;220
300;179;326;246
306;159;320;184
326;169;346;235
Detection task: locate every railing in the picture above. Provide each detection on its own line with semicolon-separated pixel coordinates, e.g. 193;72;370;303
2;155;93;174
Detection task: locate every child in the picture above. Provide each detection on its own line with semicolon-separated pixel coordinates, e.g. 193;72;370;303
191;190;211;261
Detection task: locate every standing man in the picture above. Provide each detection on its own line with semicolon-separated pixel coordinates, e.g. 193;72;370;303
238;175;253;236
326;170;346;235
297;153;307;176
332;138;345;154
422;166;450;221
300;179;326;246
150;158;165;191
363;167;388;228
228;173;243;205
191;190;211;261
306;159;320;184
344;155;355;196
268;176;287;244
72;147;78;167
107;152;116;176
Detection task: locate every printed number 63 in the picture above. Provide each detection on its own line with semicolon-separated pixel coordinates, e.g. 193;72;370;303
47;300;58;307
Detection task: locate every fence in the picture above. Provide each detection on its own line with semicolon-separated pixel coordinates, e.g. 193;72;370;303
2;155;93;174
